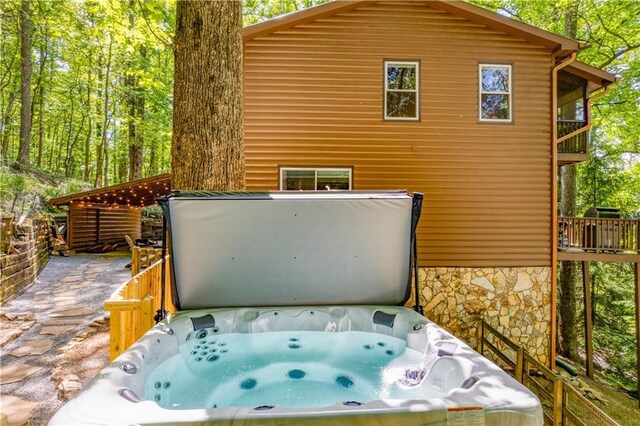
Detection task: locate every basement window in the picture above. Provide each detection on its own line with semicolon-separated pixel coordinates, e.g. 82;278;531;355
280;168;352;191
479;64;512;122
384;61;419;120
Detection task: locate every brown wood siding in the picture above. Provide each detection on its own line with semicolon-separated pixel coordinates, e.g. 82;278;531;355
244;1;552;267
69;204;141;251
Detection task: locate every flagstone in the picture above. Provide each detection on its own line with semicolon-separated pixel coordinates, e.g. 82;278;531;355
42;318;85;326
49;307;94;317
40;325;76;336
54;290;79;297
0;364;42;385
0;394;39;426
0;329;24;348
9;339;54;357
18;321;36;331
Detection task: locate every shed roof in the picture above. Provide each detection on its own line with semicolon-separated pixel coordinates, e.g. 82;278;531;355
565;61;619;93
243;0;583;55
49;173;171;208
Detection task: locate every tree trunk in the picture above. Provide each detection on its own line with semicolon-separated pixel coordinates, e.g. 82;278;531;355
35;31;48;168
84;63;92;181
1;92;16;158
17;0;32;165
558;2;580;361
102;40;112;187
172;0;245;191
127;0;144;181
94;55;104;187
65;113;85;178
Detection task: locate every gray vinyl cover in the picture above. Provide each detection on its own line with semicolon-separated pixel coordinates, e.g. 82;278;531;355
160;191;414;310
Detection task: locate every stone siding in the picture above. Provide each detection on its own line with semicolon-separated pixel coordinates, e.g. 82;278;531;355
410;266;551;365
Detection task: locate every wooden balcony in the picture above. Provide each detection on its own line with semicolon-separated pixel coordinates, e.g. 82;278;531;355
558;217;640;262
558;120;588;165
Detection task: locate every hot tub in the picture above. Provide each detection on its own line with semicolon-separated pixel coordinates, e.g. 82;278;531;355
50;191;543;425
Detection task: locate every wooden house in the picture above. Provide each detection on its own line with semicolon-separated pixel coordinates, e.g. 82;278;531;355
241;0;628;365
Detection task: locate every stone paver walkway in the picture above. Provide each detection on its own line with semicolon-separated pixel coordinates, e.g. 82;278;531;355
0;252;130;426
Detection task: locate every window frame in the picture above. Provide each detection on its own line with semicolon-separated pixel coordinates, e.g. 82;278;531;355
478;63;513;123
279;167;353;191
384;60;420;121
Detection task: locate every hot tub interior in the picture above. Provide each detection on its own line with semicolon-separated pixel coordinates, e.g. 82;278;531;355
144;307;471;410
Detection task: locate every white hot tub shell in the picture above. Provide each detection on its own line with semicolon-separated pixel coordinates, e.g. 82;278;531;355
50;191;543;425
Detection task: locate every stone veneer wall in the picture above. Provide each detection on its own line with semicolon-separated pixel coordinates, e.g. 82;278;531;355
410;266;552;365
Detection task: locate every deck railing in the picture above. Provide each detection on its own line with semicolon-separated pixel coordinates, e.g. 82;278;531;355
558;217;639;253
104;256;173;360
476;319;620;426
130;246;163;276
558;120;588;154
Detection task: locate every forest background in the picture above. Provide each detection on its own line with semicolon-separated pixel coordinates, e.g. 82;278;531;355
0;0;638;393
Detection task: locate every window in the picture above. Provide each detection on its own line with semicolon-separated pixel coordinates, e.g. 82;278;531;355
479;64;512;122
280;168;352;191
384;61;419;120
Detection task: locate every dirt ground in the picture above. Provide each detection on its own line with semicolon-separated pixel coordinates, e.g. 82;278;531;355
578;372;640;426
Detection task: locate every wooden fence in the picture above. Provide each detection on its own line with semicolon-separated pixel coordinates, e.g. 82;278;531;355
0;218;52;304
104;256;173;360
476;319;621;426
130;246;163;276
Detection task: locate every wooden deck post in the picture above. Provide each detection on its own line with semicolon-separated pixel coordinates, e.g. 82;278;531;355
140;295;154;338
109;311;122;361
552;375;564;426
582;261;594;379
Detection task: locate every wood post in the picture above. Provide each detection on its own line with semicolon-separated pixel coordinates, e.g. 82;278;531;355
476;318;484;354
515;347;524;383
552;375;564;426
140;295;154;335
582;261;594;379
131;248;140;276
109;312;122;361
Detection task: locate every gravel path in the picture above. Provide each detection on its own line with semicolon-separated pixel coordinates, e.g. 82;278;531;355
0;252;130;425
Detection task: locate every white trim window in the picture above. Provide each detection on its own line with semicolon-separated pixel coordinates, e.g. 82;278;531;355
479;64;512;122
280;168;352;191
384;61;419;120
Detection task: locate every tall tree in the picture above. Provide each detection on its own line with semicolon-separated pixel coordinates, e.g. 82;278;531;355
558;1;580;361
126;0;144;181
171;0;245;190
17;0;32;165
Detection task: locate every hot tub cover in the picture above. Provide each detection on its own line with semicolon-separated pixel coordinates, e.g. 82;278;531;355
158;191;422;310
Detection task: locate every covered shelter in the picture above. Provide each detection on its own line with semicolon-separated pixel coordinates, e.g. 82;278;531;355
49;174;171;252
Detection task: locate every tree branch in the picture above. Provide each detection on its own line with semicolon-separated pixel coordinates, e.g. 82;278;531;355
136;0;172;49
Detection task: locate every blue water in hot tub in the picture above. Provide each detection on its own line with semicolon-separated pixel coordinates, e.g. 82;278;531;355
145;331;425;409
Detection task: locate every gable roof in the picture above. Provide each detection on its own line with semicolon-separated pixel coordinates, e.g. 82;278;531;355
244;0;583;55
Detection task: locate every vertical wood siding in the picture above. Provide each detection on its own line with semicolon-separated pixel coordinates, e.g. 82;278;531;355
69;204;141;251
244;1;552;267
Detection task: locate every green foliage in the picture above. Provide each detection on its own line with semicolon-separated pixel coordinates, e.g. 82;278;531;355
243;0;329;25
588;262;637;390
0;163;90;215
